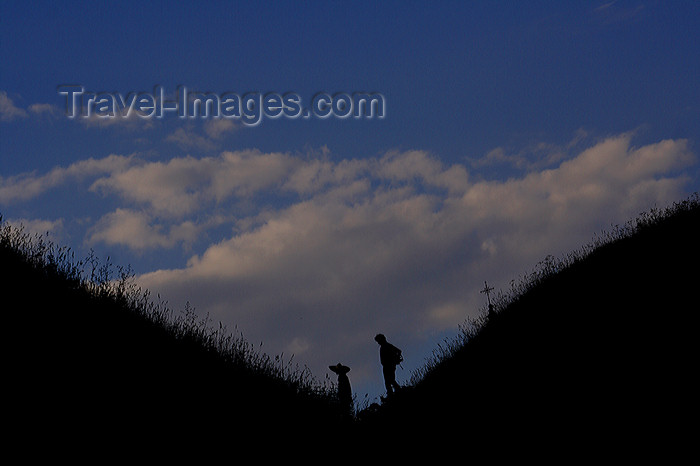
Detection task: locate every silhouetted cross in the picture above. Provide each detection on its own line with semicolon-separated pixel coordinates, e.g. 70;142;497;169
480;281;494;307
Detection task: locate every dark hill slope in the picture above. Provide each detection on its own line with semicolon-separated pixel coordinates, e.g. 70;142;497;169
361;197;698;455
1;227;344;451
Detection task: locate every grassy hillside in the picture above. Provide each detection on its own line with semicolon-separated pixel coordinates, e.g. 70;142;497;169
1;221;347;451
359;194;698;456
3;194;698;456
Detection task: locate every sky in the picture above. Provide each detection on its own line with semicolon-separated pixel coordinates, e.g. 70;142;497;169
1;0;699;405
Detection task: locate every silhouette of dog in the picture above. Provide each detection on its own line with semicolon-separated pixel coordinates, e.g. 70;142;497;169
329;363;352;414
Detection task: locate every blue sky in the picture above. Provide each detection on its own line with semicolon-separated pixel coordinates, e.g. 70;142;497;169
2;1;699;404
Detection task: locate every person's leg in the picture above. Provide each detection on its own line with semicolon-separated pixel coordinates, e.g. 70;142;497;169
384;366;397;395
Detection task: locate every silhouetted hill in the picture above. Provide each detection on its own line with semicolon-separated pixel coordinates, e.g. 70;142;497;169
1;222;346;454
359;195;698;458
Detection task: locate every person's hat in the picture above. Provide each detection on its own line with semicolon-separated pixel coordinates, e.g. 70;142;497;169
329;363;350;374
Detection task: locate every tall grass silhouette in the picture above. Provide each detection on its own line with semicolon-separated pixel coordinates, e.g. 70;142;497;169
1;216;349;449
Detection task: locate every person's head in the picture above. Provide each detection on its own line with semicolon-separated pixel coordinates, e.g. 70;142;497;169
375;333;387;344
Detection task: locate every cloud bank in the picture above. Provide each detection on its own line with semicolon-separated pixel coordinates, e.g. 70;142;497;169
134;133;694;394
1;132;695;397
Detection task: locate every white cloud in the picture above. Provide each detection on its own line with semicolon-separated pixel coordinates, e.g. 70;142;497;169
0;89;152;128
89;155;209;217
0;154;135;204
0;91;29;121
132;133;695;398
377;149;469;194
204;118;237;139
86;208;200;250
469;129;590;172
89;150;297;217
165;120;237;152
4;217;64;238
165;126;219;151
28;103;61;118
78;111;156;130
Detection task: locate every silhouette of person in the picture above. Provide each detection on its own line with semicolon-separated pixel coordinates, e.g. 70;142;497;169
329;363;353;416
375;334;402;397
